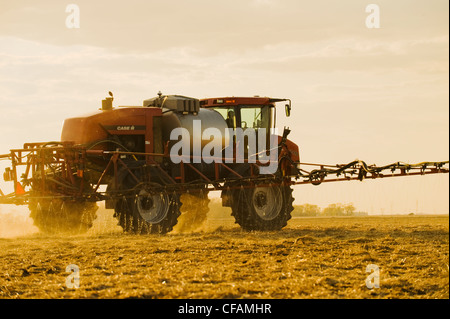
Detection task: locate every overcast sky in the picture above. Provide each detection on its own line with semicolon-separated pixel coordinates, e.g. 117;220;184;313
0;0;448;214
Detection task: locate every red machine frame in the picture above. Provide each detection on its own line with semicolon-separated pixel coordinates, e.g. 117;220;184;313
1;141;448;205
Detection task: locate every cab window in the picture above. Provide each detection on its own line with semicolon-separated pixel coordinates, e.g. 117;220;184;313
213;107;236;128
239;106;271;130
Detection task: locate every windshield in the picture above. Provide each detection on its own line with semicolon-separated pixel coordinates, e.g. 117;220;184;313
212;105;273;130
240;106;269;130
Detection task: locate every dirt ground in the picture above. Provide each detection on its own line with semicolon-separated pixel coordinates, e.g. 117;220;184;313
0;206;448;299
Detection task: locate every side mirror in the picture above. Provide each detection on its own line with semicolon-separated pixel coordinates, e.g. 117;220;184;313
285;102;291;117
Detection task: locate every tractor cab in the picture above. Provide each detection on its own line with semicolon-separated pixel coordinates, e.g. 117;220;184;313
199;96;290;131
199;96;293;163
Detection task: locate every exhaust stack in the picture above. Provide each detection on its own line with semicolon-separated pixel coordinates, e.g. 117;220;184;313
101;91;114;110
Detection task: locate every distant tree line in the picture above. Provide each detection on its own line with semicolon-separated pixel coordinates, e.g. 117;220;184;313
292;203;368;217
206;199;368;218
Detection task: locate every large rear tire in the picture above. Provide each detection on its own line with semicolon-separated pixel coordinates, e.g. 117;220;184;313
112;163;181;234
230;180;294;231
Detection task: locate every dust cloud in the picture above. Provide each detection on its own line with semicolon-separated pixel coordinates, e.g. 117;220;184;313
172;193;211;234
0;198;232;238
0;206;38;238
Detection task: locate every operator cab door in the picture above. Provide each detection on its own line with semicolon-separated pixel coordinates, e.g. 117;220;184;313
239;105;275;158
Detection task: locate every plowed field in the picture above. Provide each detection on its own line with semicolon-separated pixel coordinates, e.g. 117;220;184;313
0;206;448;299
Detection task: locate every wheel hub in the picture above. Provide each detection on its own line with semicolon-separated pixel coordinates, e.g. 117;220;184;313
136;188;169;224
254;192;268;208
251;185;282;221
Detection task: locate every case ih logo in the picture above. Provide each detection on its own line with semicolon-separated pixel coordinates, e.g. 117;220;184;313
104;125;145;131
117;125;135;131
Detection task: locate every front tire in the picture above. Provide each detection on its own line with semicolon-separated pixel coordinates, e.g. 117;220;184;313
230;180;294;231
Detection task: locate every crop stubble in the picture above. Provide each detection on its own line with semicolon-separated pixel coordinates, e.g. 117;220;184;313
0;209;448;299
